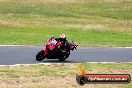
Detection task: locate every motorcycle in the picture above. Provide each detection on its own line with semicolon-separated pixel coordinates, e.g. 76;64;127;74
36;38;78;62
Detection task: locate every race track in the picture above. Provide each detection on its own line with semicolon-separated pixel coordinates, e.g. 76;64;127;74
0;46;132;65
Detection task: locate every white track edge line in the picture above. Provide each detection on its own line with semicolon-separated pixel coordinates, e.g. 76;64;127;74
0;62;132;66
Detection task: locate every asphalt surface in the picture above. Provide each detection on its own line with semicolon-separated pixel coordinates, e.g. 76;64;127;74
0;46;132;65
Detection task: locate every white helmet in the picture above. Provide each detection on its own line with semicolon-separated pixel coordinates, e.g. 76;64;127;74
60;34;66;39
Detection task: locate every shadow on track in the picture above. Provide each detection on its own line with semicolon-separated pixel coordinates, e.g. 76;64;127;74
36;60;82;63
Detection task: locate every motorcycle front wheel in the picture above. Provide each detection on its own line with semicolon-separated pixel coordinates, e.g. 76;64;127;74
36;50;44;61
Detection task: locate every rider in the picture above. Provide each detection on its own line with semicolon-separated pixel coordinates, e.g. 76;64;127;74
56;34;69;50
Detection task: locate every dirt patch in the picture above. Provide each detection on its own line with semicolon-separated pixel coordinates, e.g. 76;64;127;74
0;63;132;88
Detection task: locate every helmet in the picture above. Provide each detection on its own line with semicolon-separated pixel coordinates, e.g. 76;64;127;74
60;34;66;39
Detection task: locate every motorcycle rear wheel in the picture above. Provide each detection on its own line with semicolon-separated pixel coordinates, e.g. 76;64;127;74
59;55;67;62
36;50;44;61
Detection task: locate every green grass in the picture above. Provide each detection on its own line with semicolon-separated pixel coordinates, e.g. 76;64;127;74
0;64;73;78
0;27;132;46
0;63;132;78
0;0;132;46
82;63;132;72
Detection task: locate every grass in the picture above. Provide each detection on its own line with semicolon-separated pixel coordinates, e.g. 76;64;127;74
0;0;132;46
0;0;132;47
0;63;132;88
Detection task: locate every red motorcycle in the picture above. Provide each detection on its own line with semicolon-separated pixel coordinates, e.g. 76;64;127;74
36;38;78;61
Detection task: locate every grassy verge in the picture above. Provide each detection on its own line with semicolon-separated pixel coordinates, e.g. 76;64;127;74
0;0;132;46
0;63;132;88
